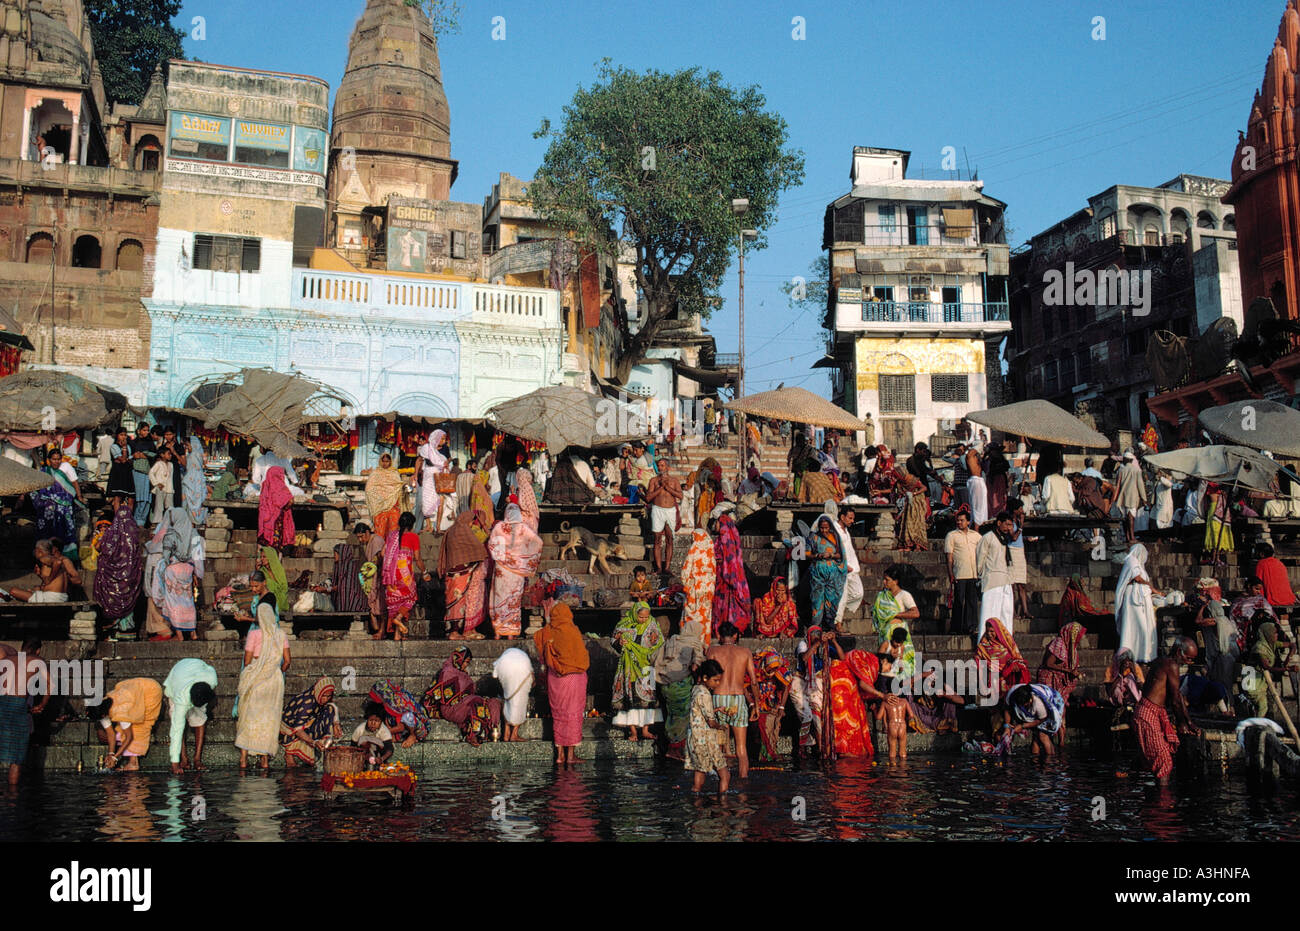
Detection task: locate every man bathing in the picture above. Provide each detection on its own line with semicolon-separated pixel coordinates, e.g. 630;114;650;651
1135;637;1201;785
705;622;758;779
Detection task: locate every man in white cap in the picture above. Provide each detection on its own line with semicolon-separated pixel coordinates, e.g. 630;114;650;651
1114;449;1147;545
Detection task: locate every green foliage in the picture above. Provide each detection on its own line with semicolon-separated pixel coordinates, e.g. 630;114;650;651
529;61;804;375
85;0;185;106
781;253;830;322
405;0;463;36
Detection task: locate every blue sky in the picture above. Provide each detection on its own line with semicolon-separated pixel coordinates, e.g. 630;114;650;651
177;0;1281;396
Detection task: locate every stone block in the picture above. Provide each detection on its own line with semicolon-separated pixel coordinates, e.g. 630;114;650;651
206;541;228;555
323;510;344;532
204;629;239;641
204;528;230;543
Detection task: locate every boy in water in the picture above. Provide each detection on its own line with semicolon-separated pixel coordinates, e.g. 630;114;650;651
685;659;730;795
879;694;916;761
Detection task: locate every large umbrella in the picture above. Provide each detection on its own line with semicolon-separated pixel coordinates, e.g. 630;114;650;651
1199;400;1300;458
723;386;868;431
0;458;54;496
965;400;1108;448
184;368;322;459
487;386;642;453
0;370;126;432
1144;445;1287;493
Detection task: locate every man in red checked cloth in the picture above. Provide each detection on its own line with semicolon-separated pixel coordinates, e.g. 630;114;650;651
1134;636;1201;785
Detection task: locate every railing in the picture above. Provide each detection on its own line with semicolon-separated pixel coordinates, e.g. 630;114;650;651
712;353;739;367
849;222;982;248
471;282;560;327
858;301;1010;324
292;270;560;328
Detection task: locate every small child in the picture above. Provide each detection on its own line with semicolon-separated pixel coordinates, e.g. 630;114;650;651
685;659;730;794
878;695;916;761
148;446;174;525
352;708;394;769
629;566;654;600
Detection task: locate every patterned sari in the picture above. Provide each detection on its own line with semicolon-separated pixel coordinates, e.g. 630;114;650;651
425;648;501;745
977;620;1030;702
1037;621;1086;703
365;464;404;540
235;599;287;756
711;515;751;636
93;504;143;626
382;530;419;616
752;583;799;638
830;649;878;758
256;466;295;549
611;603;665;713
369;678;431;742
752;648;792;761
31;472;75;543
182;436;208;525
681;529;716;645
487;472;542;637
808;516;848;628
279;677;338;765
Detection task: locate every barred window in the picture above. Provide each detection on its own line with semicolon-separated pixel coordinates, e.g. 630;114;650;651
930;374;969;403
193;234;260;272
879;374;916;414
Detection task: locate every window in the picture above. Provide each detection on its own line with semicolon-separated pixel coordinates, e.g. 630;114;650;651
72;235;101;268
879;374;916;414
1127;330;1147;356
1144;226;1160;246
878;205;896;233
907;206;928;245
116;239;144;271
1076;350;1092;383
931;374;968;403
451;229;467;259
1044;358;1059;394
193;234;261;272
1099;213;1117;239
26;232;53;263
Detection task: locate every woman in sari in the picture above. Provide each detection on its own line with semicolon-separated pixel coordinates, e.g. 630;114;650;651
612;601;665;740
681;528;716;645
897;473;930;551
258;545;289;613
1058;574;1111;628
31;449;77;548
280;677;340;767
752;648;793;761
234;578;289;771
1037;621;1086;736
329;542;366;612
211;459;240;502
752;577;799;638
656;617;704;760
182;436;208;526
382;511;424;640
364;453;404;541
535;603;590;763
976;619;1031;700
425;646;502;746
827;640;881;758
868;445;900;503
455;459;478;513
158;530;197;640
256;465;295;550
1104;648;1144;708
415;429;450;529
106;428;137;511
487;470;542;640
1006;682;1066;757
693;458;723;529
1202;482;1234;564
711;514;751;637
368;678;431;748
1115;543;1162;663
440;510;490;640
871;564;920;644
808;515;848;629
92;504;143;637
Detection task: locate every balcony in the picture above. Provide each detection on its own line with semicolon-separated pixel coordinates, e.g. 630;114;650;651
860;301;1009;324
291;269;561;330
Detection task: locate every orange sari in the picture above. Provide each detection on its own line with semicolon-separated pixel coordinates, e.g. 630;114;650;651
830;650;878;758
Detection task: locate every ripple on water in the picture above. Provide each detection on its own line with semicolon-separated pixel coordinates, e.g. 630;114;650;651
1;754;1298;841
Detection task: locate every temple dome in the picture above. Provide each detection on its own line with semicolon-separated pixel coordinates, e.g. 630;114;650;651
27;0;89;83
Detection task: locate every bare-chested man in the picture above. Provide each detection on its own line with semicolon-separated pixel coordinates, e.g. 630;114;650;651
1134;637;1202;785
1;546;70;603
705;622;758;778
644;459;683;574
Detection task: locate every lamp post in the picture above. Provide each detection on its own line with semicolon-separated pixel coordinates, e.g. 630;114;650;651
731;198;757;475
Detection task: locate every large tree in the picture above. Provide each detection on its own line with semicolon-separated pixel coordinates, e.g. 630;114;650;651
529;61;804;384
85;0;185;106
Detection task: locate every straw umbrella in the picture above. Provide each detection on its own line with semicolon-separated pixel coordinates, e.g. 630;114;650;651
723;386;869;431
963;400;1109;448
0;458;54;496
1199;400;1300;458
486;386;641;454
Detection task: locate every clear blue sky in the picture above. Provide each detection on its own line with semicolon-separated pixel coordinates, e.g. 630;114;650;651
177;0;1281;397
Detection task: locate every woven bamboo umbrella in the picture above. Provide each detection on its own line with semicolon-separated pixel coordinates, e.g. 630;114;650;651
0;458;54;496
964;400;1109;448
487;386;642;453
1199;400;1300;457
723;386;868;430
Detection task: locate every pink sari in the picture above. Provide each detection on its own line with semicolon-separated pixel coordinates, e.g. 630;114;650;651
487;472;542;637
382;530;419;614
257;466;295;548
546;669;587;747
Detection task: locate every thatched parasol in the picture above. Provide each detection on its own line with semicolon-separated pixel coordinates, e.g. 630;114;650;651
964;400;1109;448
0;457;54;496
723;386;868;431
1144;445;1286;493
0;370;126;432
1199;400;1300;458
487;385;641;454
184;368;329;459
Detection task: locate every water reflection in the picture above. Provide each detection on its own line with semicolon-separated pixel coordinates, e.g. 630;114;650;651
0;755;1297;842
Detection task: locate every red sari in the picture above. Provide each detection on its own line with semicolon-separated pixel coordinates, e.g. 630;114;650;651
830;650;879;758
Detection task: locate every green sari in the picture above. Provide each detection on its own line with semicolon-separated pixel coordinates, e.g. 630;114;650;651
611;601;664;711
260;545;289;610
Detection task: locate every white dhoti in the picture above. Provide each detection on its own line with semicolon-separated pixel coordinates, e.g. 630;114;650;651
978;585;1014;640
968;475;988;525
835;571;864;626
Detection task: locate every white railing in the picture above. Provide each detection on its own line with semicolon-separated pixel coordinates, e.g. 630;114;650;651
471;282;560;327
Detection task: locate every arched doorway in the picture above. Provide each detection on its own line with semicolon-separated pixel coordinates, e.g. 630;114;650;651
26;232;53;263
116;239;144;271
133;134;162;172
71;235;101;268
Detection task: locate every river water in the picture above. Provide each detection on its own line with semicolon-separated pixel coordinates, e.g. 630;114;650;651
2;755;1297;842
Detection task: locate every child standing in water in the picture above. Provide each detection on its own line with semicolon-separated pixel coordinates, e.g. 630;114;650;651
878;695;916;761
685;659;730;795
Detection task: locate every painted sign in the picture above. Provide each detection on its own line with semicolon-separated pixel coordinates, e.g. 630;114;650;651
164;158;325;188
233;119;290;151
838;287;863;303
169;111;230;145
293;127;327;174
388;197;442;232
388;227;427;273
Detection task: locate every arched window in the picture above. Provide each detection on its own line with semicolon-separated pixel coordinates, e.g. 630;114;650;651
116;239;144;271
72;234;101;268
133;134;162;172
26;232;53;263
1223;214;1236;232
1196;211;1217;230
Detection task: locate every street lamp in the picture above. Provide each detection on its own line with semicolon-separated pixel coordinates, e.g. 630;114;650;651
730;198;757;473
